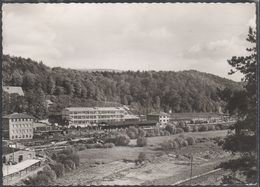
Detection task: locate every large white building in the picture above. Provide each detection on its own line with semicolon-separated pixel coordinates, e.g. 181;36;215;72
2;113;34;140
62;107;137;128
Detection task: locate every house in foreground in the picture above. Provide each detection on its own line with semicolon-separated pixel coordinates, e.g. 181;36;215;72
2;146;43;185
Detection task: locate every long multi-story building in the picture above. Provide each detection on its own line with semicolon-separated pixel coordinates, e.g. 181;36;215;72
62;107;131;128
2;113;34;140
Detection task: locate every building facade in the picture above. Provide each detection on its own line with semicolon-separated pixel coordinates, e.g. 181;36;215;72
147;112;170;126
62;107;128;127
3;113;34;140
2;147;36;165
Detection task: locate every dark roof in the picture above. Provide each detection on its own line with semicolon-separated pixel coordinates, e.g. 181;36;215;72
3;113;35;119
147;112;169;116
102;120;157;127
170;112;222;119
2;146;20;155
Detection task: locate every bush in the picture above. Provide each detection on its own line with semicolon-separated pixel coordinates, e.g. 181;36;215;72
137;152;147;163
183;126;191;132
64;159;76;172
215;126;220;130
76;144;85;151
137;137;148;147
199;125;208;132
127;126;138;139
165;124;176;134
69;154;80;168
208;124;215;131
127;131;137;139
138;128;146;137
50;162;65;178
146;130;155;137
42;169;57;182
154;128;161;136
186;137;196;145
24;173;51;186
161;140;179;151
103;143;115;148
176;128;184;134
192;126;199;132
164;131;171;136
105;133;130;146
181;140;189;147
116;134;130;146
160;130;165;136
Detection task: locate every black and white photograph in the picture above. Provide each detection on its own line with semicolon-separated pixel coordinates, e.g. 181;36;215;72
2;2;258;186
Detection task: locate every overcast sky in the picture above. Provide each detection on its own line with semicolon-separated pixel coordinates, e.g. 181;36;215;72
3;3;256;81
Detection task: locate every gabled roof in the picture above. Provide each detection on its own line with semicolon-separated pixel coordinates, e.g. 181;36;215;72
3;86;24;96
3;113;35;119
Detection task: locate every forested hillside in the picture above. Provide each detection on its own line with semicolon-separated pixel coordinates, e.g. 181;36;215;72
2;55;241;119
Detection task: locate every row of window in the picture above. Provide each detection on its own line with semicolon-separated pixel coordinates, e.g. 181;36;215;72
69;110;125;115
10;124;33;128
72;115;123;119
10;118;33;122
11;129;33;134
11;134;33;139
72;119;122;124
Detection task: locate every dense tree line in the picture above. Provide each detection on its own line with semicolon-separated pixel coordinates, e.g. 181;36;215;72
2;55;240;119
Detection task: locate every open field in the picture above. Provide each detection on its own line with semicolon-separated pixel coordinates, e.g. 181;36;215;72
53;130;231;185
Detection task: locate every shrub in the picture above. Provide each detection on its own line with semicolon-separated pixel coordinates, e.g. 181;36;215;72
161;140;179;151
199;125;208;132
69;154;80;168
56;153;68;164
165;124;176;134
138;128;146;137
137;152;147;163
127;131;137;139
24;173;51;186
208;124;215;131
183;126;191;132
186;137;196;145
215;126;220;130
76;144;85;151
105;133;130;146
176;128;184;134
192;126;199;132
127;126;138;139
116;134;130;146
58;147;74;156
103;143;115;148
137;137;148;147
174;137;184;147
42;169;57;182
164;131;171;136
50;162;65;178
160;130;165;136
154;128;161;136
181;140;189;147
64;159;76;171
146;130;155;137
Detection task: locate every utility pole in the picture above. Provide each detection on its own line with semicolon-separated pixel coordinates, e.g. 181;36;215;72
190;153;193;185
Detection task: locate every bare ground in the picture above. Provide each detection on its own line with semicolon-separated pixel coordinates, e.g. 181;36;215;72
53;130;231;185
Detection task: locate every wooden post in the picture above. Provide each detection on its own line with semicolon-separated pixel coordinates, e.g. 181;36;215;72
190;154;193;185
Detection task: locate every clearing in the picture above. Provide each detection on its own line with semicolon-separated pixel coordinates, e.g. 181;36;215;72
53;130;232;185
